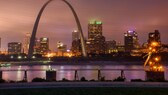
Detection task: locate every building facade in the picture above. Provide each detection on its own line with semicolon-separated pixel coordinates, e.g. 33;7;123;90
57;41;67;56
40;37;49;54
148;30;161;44
105;40;117;54
8;42;22;54
124;30;139;52
86;20;106;55
23;33;31;54
71;30;82;56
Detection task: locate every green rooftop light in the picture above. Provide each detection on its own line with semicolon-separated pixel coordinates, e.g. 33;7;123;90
96;21;102;24
89;20;102;24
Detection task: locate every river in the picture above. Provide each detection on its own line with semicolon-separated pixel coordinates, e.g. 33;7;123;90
0;64;168;82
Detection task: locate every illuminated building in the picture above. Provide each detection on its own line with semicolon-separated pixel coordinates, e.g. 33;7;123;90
71;30;82;56
40;37;49;54
148;30;161;45
145;30;165;81
72;30;80;41
105;40;117;54
86;20;106;55
116;45;125;52
23;33;31;54
0;38;1;49
34;38;41;54
57;41;67;56
8;42;22;54
124;30;139;52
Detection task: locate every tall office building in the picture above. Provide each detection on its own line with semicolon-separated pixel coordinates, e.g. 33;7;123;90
105;40;117;54
148;30;161;44
72;30;80;41
124;30;139;52
71;30;82;56
0;38;1;50
40;37;49;54
57;41;67;56
8;42;22;54
34;38;41;54
86;20;106;54
23;33;31;54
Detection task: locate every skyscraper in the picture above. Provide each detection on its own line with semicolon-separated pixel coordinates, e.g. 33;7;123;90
0;38;1;49
105;40;117;54
124;30;139;52
40;37;49;54
23;33;31;54
86;20;106;55
72;30;80;41
8;42;22;54
34;38;41;54
57;41;67;56
148;30;161;44
71;30;82;56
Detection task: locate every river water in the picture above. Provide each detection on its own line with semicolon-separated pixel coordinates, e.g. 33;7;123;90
0;65;168;82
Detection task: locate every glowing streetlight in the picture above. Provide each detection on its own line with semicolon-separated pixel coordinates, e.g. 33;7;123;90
154;57;160;62
151;42;158;47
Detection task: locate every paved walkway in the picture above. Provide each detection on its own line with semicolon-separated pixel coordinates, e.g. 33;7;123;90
1;82;168;89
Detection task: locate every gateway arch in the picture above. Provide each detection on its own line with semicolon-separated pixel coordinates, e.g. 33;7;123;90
28;0;87;58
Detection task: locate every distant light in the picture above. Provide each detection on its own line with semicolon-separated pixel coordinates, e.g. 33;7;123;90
60;44;63;47
128;30;133;33
46;53;54;58
18;56;22;59
74;30;78;32
67;49;70;52
149;61;153;65
96;21;102;24
151;42;158;47
153;66;157;69
89;20;102;25
42;38;48;41
154;57;160;61
32;56;36;59
10;56;14;59
149;47;152;50
152;49;156;52
159;66;163;69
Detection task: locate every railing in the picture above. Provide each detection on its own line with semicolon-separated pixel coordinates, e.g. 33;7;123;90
0;69;145;82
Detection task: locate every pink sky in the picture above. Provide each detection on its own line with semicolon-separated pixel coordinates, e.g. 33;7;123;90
0;0;168;51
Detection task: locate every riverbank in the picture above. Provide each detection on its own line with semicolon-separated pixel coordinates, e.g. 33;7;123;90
0;61;145;66
1;60;168;66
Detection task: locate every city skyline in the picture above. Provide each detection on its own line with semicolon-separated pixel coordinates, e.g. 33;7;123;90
0;0;168;51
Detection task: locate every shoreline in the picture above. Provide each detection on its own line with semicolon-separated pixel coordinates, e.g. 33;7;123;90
1;61;167;66
2;61;144;66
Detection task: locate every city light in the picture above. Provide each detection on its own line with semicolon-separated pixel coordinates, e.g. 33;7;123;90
151;42;159;47
32;56;36;59
149;61;153;65
18;56;22;59
10;56;14;59
46;53;55;58
154;57;160;62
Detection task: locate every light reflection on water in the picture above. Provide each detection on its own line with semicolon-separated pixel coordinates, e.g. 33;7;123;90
0;65;168;82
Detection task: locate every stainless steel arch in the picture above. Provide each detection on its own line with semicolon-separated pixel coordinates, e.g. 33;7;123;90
28;0;87;58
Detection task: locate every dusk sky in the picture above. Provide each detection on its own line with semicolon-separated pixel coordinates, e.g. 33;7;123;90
0;0;168;51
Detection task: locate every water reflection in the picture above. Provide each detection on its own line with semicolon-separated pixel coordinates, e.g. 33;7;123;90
0;65;167;82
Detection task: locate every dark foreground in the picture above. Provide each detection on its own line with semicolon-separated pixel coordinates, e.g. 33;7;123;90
1;87;168;95
1;82;168;95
